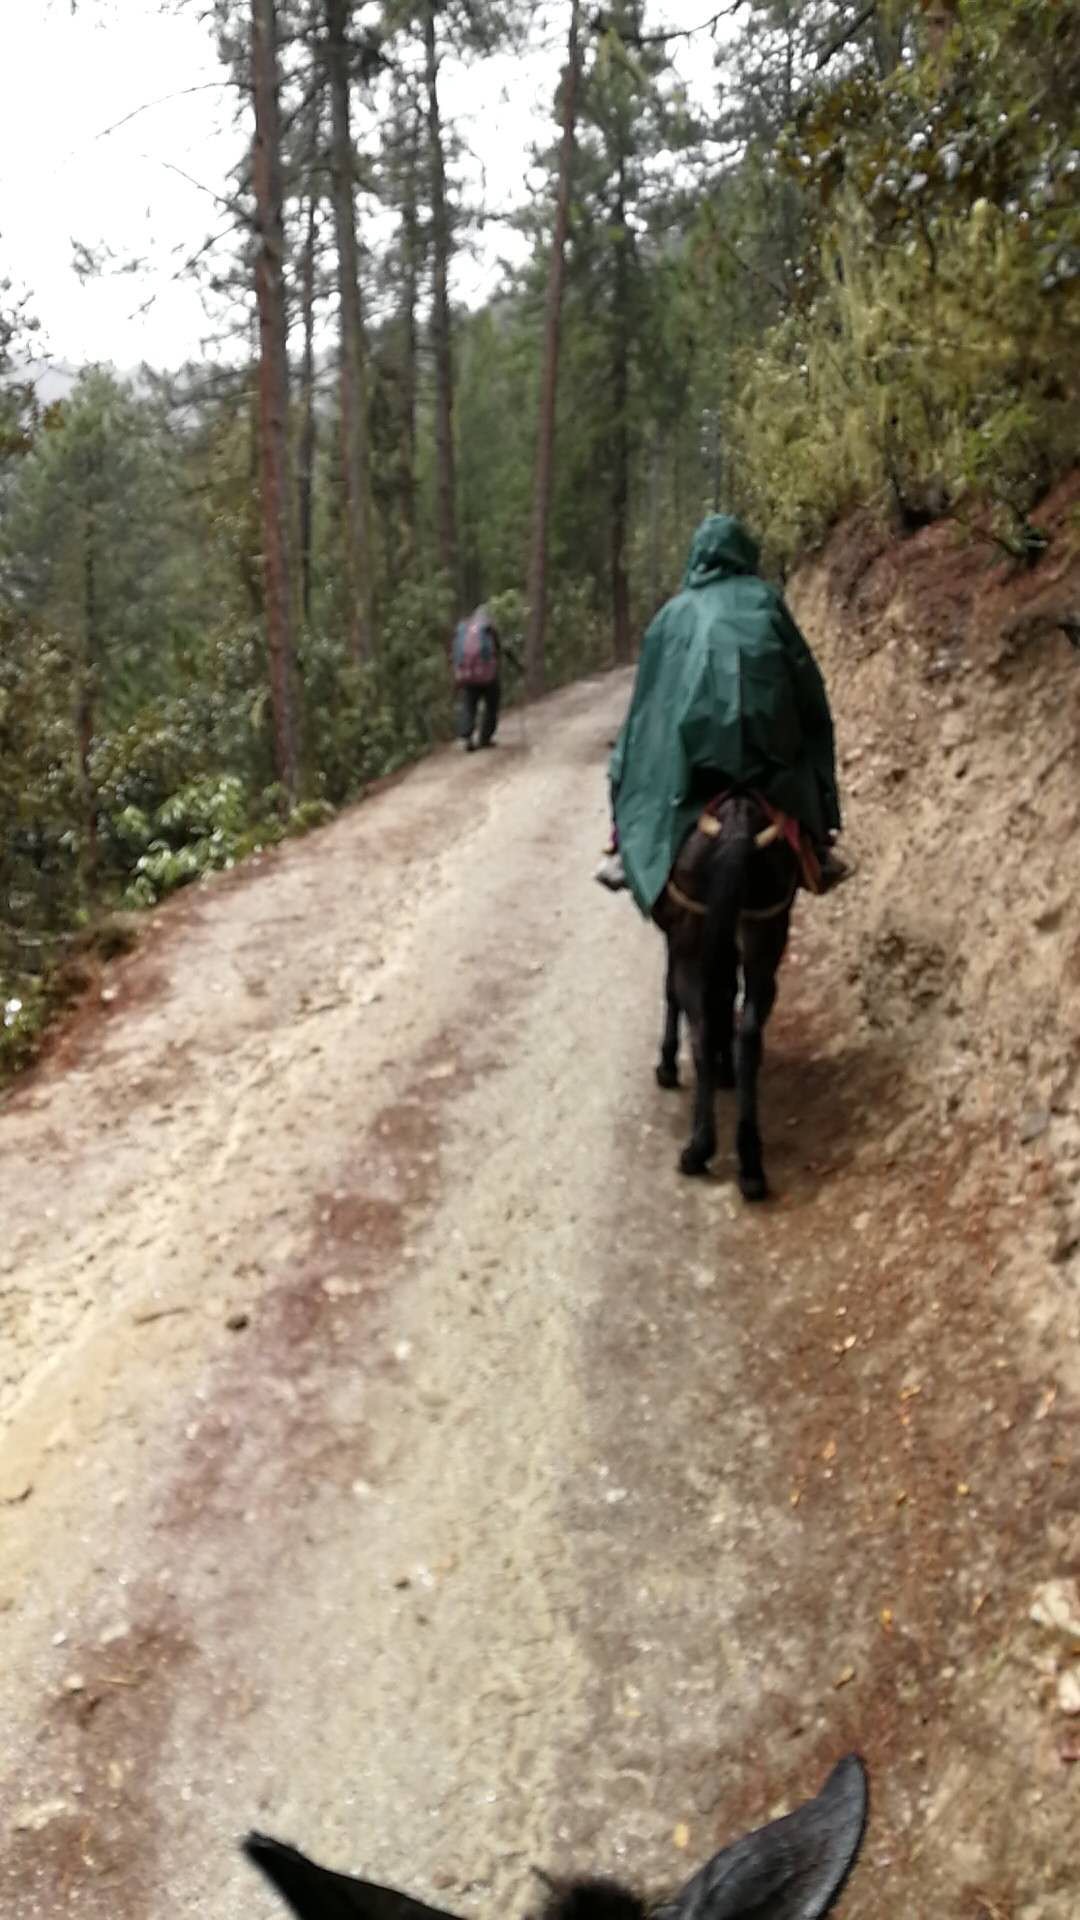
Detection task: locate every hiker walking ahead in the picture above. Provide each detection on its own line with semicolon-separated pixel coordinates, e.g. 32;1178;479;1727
596;515;848;903
452;604;502;752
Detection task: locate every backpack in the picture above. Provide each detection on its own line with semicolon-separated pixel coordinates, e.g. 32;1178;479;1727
452;610;498;687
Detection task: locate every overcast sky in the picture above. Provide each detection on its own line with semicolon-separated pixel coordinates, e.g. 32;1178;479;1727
2;0;729;373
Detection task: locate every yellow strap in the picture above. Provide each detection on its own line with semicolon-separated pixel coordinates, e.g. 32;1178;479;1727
699;811;778;849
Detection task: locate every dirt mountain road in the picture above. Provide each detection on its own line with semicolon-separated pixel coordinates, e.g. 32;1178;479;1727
1;672;1076;1920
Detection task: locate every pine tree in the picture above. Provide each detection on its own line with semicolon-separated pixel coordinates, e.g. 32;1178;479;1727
325;0;376;658
251;0;301;797
524;0;582;696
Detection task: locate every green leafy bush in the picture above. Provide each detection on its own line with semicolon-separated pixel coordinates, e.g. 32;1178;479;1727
728;0;1080;559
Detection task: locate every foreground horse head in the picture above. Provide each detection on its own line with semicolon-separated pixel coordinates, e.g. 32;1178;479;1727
653;792;800;1200
244;1753;867;1919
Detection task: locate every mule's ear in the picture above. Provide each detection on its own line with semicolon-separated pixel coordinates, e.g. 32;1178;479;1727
656;1754;868;1920
242;1833;465;1920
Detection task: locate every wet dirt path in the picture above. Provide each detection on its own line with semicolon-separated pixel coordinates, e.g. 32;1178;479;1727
1;673;1077;1919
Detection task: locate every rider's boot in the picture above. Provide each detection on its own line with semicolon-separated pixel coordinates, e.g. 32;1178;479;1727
595;849;627;891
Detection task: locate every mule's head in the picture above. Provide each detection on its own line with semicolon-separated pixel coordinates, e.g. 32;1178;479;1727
244;1754;867;1920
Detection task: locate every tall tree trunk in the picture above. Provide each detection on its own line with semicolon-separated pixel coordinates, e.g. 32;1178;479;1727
77;503;99;896
251;0;299;798
399;90;422;561
524;0;581;699
781;2;794;120
326;0;374;660
610;143;631;666
424;0;459;601
298;175;319;625
646;425;662;613
874;5;910;72
241;318;265;619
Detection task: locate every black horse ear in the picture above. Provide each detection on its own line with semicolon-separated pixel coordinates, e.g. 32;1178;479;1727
654;1755;868;1920
242;1833;465;1920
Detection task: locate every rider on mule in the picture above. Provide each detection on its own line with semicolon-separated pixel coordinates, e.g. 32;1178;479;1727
595;514;848;906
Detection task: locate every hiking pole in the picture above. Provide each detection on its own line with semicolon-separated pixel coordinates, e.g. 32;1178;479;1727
505;638;528;750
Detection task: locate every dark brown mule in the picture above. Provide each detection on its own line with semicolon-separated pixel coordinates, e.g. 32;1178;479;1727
653;791;799;1200
244;1753;867;1919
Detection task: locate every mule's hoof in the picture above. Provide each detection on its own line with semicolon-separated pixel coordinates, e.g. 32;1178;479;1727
738;1170;769;1202
656;1061;679;1090
679;1144;712;1177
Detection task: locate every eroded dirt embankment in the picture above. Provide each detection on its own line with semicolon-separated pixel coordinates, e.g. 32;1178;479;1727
776;483;1080;1914
794;476;1080;1171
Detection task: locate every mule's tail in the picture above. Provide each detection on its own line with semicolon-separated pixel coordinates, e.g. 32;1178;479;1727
701;800;754;1060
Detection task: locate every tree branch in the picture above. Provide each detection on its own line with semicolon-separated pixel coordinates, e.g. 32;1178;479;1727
125;217;246;324
709;224;788;303
590;2;747;47
815;0;878;71
92;83;230;143
150;156;250;223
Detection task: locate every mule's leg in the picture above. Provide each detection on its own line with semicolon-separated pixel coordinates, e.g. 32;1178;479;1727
656;946;680;1089
735;944;780;1201
679;970;717;1177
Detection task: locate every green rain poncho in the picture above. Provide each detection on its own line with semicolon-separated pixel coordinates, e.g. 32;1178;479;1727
610;515;841;916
